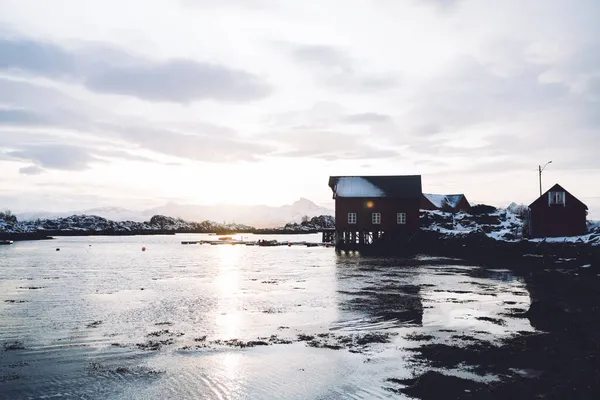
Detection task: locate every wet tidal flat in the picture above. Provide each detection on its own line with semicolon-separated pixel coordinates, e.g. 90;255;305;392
0;234;558;399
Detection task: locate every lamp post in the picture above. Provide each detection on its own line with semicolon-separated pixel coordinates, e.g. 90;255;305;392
538;161;552;197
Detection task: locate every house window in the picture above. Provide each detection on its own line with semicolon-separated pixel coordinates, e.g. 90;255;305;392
397;213;407;224
372;212;381;224
549;191;566;205
348;213;357;224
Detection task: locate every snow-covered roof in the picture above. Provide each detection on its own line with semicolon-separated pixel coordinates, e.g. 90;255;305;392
423;193;466;209
329;175;422;199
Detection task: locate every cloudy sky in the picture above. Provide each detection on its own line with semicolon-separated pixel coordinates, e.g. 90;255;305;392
1;0;599;216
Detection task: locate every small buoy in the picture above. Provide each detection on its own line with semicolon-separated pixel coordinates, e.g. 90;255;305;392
142;247;146;252
56;248;60;251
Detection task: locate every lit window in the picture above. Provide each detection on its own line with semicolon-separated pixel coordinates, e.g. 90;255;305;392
549;192;566;205
397;213;407;224
348;213;357;224
372;213;381;224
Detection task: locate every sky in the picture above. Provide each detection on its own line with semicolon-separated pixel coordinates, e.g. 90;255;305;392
0;0;599;217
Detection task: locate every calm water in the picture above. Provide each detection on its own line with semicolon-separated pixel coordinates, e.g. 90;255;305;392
0;234;533;399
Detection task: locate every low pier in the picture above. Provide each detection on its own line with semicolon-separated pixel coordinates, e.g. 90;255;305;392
181;239;333;248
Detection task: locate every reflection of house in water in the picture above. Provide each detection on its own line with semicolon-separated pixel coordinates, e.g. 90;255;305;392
328;175;422;252
415;265;534;335
332;257;535;336
334;257;424;328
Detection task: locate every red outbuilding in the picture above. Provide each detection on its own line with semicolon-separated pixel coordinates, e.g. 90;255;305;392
528;183;588;238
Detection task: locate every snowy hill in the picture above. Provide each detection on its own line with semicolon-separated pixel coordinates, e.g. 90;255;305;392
0;213;333;237
0;214;257;236
16;207;148;222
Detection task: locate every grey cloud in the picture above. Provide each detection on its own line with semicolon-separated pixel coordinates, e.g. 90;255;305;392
0;78;273;163
583;75;600;100
86;60;270;103
0;131;75;148
263;102;346;129
344;112;392;124
93;149;161;164
0;38;271;103
291;44;352;70
283;42;398;91
412;124;441;136
424;159;533;176
106;124;273;163
0;108;50;125
418;0;462;9
392;33;600;174
394;54;576;152
180;0;273;10
261;104;401;159
411;56;566;129
329;74;397;91
264;130;400;160
410;135;519;158
0;78;100;128
5;144;103;171
19;165;45;175
0;39;74;78
0;128;168;169
2;141;175;171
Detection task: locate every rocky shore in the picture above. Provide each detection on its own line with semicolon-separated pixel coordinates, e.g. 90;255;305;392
385;259;600;399
420;206;600;268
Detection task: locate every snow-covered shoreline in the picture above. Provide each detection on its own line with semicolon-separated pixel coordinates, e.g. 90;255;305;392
0;214;335;239
421;206;600;246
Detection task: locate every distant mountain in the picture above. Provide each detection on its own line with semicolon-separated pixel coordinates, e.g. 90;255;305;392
15;198;334;228
16;207;148;222
80;207;149;222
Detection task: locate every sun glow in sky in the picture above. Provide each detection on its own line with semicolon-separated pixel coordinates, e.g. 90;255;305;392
1;0;599;216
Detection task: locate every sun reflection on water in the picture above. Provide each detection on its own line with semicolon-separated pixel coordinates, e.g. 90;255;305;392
214;245;245;397
215;245;242;338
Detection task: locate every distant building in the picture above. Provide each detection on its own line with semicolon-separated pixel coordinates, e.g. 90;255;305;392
328;175;422;251
421;193;471;212
528;183;588;238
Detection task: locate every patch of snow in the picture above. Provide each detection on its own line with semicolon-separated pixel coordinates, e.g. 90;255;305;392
334;177;385;198
421;208;525;242
445;195;464;208
423;193;464;209
528;235;593;243
423;193;447;208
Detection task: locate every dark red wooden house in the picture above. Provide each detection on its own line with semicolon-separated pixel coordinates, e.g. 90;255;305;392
328;175;422;251
421;193;471;212
528;183;588;238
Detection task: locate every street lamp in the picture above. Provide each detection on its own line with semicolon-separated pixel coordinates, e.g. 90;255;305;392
538;161;552;196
